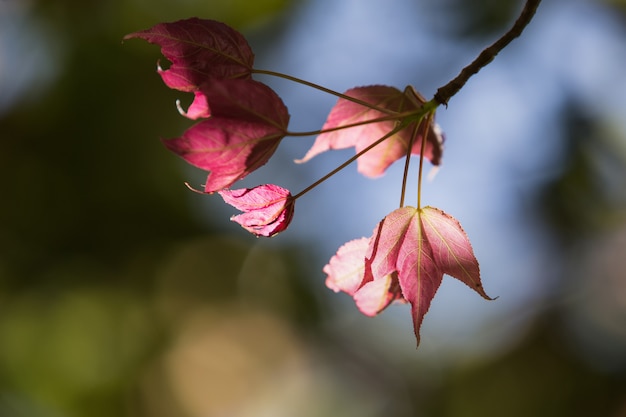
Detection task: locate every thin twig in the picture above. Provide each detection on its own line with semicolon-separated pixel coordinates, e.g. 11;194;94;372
434;0;542;106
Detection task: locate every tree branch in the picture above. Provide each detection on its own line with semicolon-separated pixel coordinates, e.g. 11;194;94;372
434;0;542;106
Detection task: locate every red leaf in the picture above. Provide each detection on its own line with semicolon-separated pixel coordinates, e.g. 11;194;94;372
324;206;492;345
218;184;294;237
297;85;444;177
124;18;254;92
125;18;256;121
163;78;289;192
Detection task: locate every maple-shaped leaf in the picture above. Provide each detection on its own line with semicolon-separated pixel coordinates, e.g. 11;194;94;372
124;18;254;92
297;85;444;177
218;184;294;237
163;78;290;192
367;206;492;344
325;206;492;345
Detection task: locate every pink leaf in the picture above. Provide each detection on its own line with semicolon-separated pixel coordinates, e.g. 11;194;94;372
324;206;492;345
420;207;492;299
177;91;211;120
163;78;289;192
324;237;404;315
365;207;443;344
353;273;404;317
218;184;294;237
297;85;444;177
124;18;254;92
324;238;370;295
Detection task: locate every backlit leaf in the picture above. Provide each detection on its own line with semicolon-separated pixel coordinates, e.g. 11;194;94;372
125;18;255;120
125;18;254;92
325;206;492;345
324;238;369;295
353;273;404;317
297;85;444;177
420;207;491;298
163;78;289;192
219;184;294;237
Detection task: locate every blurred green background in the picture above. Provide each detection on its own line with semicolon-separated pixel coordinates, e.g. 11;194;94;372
1;0;626;416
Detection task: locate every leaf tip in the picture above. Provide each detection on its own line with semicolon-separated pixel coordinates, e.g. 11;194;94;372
122;32;139;42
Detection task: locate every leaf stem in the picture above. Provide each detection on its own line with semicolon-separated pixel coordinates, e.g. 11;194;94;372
417;112;434;210
292;101;436;200
284;111;416;137
252;68;397;114
292;125;405;200
433;0;542;106
399;122;421;208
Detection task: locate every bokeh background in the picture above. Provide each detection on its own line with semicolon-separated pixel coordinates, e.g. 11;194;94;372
2;0;626;416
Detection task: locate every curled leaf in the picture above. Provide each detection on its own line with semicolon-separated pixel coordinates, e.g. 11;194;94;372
219;184;294;237
297;85;444;177
324;238;369;295
125;18;257;121
176;91;211;120
324;237;404;315
124;18;254;92
353;273;404;317
163;78;290;192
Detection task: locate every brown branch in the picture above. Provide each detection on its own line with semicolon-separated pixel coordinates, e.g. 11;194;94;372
434;0;542;106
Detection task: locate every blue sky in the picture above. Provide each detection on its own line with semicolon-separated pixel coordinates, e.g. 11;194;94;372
232;0;626;360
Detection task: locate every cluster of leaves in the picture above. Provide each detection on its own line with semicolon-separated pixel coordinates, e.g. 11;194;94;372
125;18;492;345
